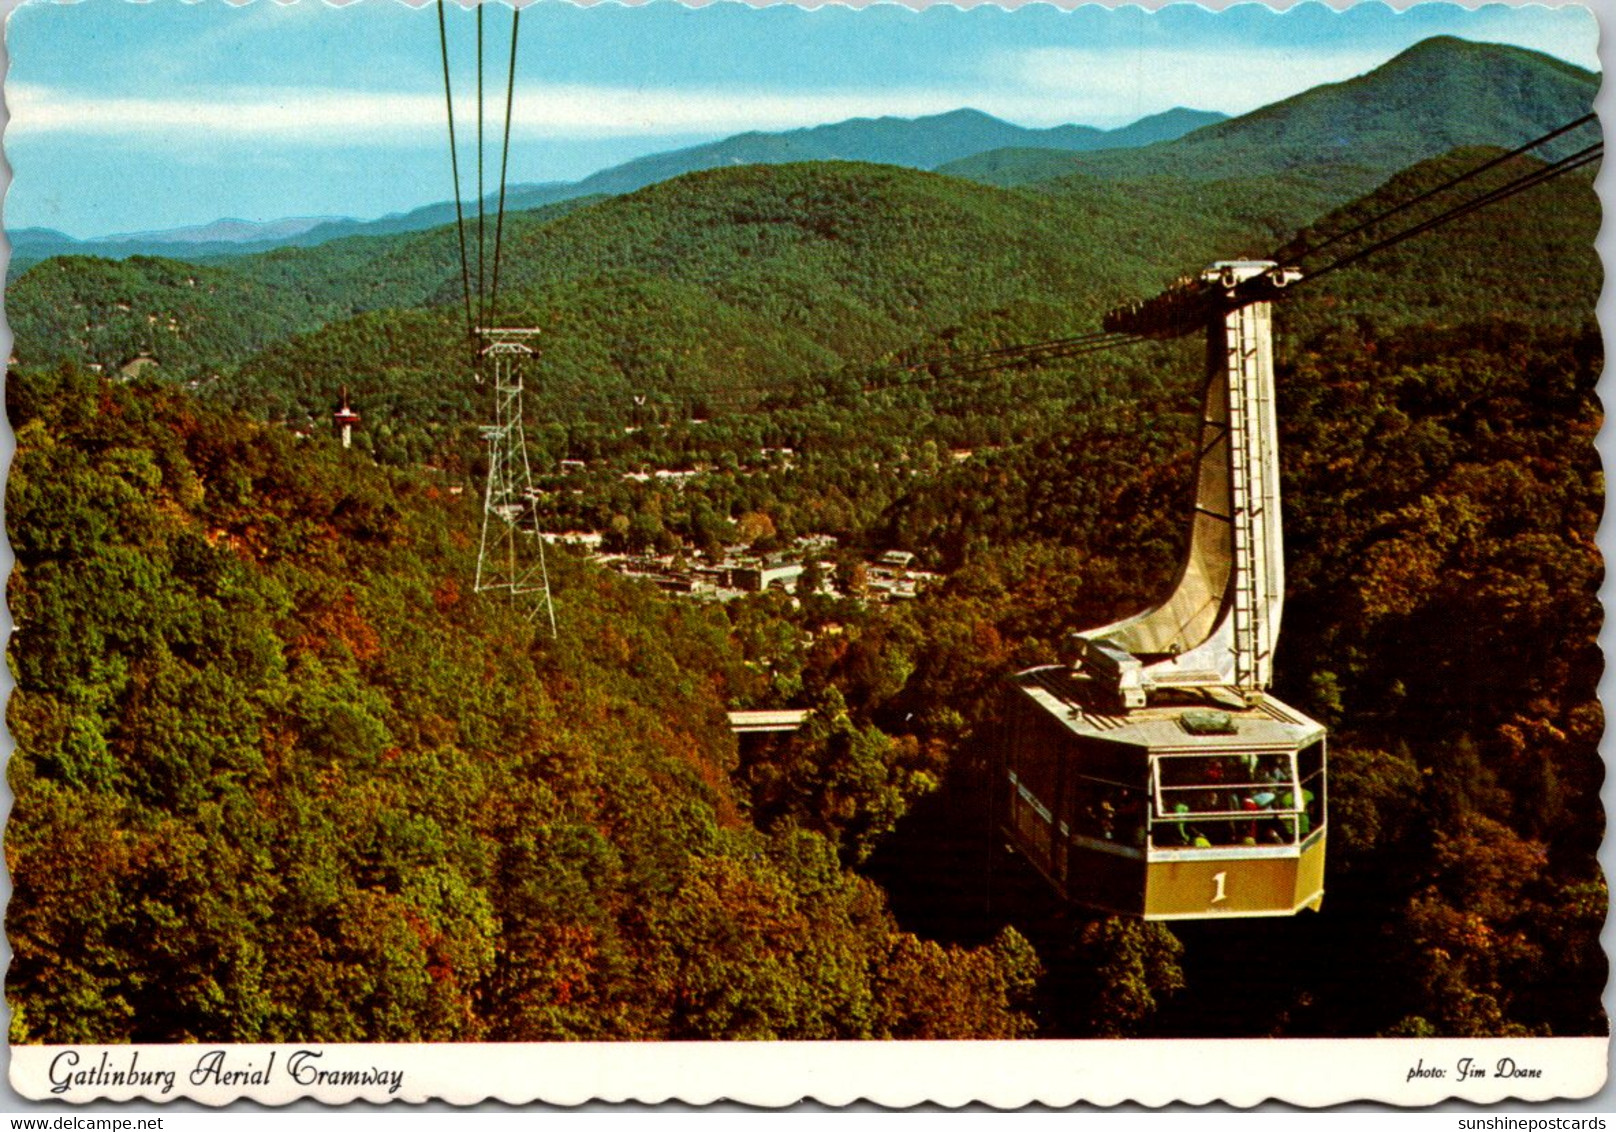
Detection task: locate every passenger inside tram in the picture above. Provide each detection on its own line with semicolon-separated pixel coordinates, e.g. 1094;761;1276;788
1150;752;1318;847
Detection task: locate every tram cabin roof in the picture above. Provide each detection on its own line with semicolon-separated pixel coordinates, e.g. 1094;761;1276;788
1010;665;1324;755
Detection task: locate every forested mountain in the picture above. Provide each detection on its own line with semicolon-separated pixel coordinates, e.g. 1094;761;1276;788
6;152;1273;383
940;37;1596;192
6;196;603;376
550;107;1226;200
7;107;1224;276
7;161;1288;423
1279;148;1600;334
5;255;348;376
9;217;348;271
6;187;588;277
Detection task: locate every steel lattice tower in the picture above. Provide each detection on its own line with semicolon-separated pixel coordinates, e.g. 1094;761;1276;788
474;327;557;635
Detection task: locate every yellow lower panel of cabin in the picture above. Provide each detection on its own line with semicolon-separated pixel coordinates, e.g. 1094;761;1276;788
1143;835;1326;919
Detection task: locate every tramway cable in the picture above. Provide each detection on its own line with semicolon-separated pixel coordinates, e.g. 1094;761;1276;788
1286;142;1602;287
418;26;1595;909
781;331;1145;401
609;121;1601;423
488;7;522;326
436;1;524;344
476;3;484;331
435;0;476;348
688;133;1601;419
1271;112;1598;269
993;126;1599;920
435;1;557;634
675;330;1151;419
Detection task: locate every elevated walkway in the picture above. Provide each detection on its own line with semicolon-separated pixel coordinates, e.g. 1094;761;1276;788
726;709;811;734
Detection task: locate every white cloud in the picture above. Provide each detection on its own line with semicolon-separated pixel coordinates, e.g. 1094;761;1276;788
6;80;1030;144
24;23;1587;148
1463;10;1600;71
9;82;459;142
1004;27;1600;125
514;85;985;136
1005;44;1396;124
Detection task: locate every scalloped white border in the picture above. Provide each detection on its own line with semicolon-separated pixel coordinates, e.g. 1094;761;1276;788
1;0;1610;1112
7;1039;1609;1107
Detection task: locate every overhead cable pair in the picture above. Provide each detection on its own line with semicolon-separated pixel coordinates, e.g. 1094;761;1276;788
437;0;522;354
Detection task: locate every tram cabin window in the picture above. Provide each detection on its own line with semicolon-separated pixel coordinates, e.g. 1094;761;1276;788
1067;775;1146;849
1150;752;1313;847
1297;740;1325;840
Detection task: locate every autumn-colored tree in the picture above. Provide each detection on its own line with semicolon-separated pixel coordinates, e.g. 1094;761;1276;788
1066;918;1186;1038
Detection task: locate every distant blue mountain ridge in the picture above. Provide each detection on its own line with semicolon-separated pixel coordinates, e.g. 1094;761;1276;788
7;106;1226;271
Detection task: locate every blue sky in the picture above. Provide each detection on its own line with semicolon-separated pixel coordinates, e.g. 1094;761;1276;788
4;0;1599;238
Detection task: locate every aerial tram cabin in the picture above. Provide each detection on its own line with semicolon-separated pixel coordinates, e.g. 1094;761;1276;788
1001;261;1326;920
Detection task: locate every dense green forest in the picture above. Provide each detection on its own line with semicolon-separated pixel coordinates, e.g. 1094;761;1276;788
855;316;1604;1038
6;368;1047;1041
5;33;1604;1043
